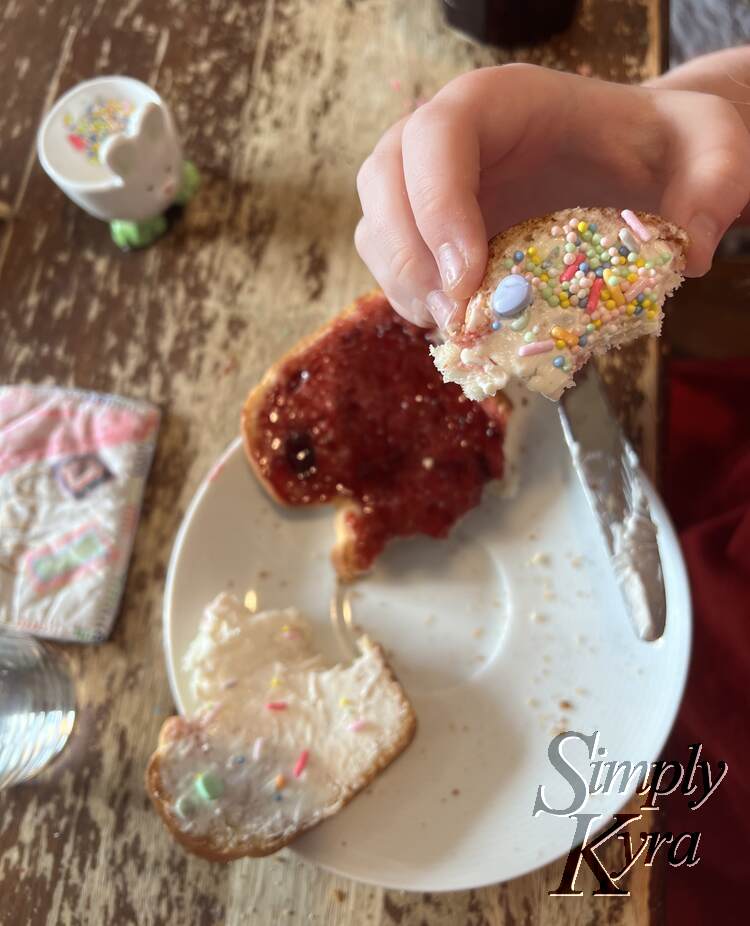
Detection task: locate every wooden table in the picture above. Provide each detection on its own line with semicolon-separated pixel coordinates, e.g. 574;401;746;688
0;1;667;922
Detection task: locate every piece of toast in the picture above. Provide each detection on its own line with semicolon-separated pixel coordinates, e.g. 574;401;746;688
146;593;417;860
242;292;511;581
431;208;688;402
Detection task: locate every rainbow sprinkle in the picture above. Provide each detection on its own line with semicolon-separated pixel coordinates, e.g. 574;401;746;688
621;209;652;242
266;700;288;711
293;749;309;778
348;719;367;732
488;211;667;372
64;97;134;164
518;339;554;358
194;771;224;801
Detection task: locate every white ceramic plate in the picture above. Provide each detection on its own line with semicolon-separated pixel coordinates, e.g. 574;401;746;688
163;393;691;892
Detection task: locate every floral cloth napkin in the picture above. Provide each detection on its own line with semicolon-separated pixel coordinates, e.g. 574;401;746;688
0;385;160;642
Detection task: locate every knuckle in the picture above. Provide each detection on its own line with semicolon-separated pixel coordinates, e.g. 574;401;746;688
403;172;453;231
726;119;750;171
705;93;739;123
400;109;429;158
443;62;541;103
402;102;432;139
702;95;750;154
401;116;455;213
494;61;544;81
700;109;750;194
413;184;452;233
402;97;457;147
388;242;421;287
354;221;424;299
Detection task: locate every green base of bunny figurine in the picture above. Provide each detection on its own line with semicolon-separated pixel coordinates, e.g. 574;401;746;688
109;160;200;251
110;214;167;250
174;159;200;205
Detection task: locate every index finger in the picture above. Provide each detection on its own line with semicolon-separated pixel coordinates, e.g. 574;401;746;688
401;64;566;299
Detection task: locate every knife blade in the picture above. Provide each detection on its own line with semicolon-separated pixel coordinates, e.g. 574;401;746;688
558;367;666;641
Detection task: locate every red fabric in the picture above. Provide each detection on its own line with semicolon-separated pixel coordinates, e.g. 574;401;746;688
662;358;750;925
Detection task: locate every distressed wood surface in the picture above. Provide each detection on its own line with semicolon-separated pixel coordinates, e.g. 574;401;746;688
0;1;666;923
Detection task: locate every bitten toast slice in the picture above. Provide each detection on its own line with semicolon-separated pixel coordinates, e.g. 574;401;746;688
146;593;416;860
432;208;688;401
242;292;511;580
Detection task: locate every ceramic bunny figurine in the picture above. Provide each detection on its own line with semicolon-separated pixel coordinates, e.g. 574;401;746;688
38;76;200;250
99;101;199;248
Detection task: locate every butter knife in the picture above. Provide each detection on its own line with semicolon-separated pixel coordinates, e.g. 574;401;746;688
558;368;666;641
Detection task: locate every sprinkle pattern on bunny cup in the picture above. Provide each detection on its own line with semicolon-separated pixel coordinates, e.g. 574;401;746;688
37;76;200;250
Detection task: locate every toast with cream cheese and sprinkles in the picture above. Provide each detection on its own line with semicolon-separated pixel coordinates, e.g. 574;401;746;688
146;593;417;860
242;292;511;581
432;208;688;402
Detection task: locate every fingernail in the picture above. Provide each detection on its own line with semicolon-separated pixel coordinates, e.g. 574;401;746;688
437;243;467;291
426;290;458;329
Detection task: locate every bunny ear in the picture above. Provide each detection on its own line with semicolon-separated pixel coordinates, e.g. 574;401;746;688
137;101;167;143
101;133;137;178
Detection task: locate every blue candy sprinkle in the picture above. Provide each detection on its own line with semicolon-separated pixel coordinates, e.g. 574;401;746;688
618;245;629;257
579;262;589;273
232;755;246;765
553;356;565;368
273;792;283;801
595;268;604;278
491;320;502;331
578;298;588;310
635;306;644;315
589;223;597;232
513;250;524;263
636;293;645;303
578;335;588;347
491;274;532;317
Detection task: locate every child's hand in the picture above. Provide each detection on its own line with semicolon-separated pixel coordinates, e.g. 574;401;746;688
355;63;750;327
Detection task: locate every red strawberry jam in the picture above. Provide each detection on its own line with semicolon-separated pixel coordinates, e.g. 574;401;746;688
244;293;508;575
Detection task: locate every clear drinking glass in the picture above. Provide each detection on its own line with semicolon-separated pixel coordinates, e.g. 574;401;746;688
0;626;76;788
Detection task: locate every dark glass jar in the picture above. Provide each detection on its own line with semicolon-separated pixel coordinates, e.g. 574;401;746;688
442;0;579;47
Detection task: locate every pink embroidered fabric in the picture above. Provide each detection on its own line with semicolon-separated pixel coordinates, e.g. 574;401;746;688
0;385;160;642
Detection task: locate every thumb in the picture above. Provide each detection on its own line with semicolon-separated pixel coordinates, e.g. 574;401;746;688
658;95;750;276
